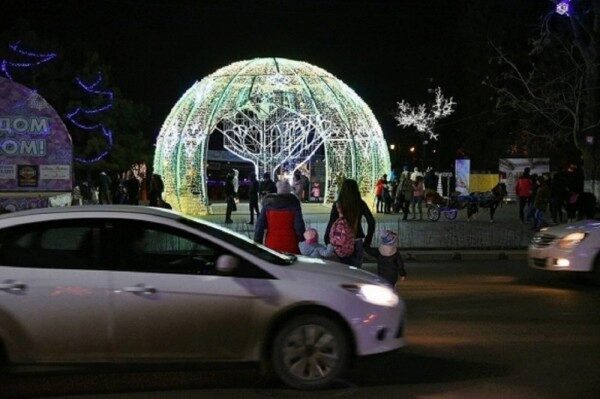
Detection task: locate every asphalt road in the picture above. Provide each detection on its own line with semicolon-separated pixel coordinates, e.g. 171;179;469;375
2;260;599;399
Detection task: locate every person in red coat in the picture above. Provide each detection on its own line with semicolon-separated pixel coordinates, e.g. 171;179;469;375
254;180;306;254
515;167;533;223
374;174;387;213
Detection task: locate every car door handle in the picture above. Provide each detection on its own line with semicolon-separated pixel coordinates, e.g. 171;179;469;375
122;284;157;295
0;279;27;293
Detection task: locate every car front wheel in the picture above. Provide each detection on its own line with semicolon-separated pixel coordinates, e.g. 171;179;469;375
272;315;349;390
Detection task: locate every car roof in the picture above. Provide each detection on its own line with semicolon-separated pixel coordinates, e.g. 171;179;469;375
0;205;183;222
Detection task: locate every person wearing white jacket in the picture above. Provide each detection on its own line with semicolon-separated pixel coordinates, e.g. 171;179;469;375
232;169;239;196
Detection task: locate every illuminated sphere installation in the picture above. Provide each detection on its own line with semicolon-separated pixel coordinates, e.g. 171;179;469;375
154;58;390;215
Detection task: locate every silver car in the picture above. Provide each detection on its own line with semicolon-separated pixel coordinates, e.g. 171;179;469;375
0;206;405;389
528;219;600;281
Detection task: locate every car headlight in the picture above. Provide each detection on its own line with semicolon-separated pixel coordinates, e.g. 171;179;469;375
342;284;399;307
558;232;587;249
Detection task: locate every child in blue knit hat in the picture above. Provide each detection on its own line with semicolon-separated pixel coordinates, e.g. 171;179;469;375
366;229;406;287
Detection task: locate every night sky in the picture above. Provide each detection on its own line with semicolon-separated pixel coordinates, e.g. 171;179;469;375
3;0;545;160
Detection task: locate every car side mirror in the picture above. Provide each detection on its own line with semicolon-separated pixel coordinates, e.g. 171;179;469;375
216;255;239;275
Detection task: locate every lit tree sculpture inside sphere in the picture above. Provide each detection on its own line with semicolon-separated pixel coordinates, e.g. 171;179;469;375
154;58;390;216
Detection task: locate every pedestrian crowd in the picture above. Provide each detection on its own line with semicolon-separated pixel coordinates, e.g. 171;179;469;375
515;163;595;231
221;169;408;288
71;170;171;209
374;166;438;221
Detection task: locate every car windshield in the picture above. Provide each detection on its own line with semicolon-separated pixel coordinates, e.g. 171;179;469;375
179;215;297;266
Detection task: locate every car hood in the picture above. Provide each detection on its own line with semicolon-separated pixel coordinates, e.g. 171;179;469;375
541;219;600;237
285;256;385;285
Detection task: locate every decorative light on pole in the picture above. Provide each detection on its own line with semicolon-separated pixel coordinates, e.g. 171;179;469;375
556;0;571;16
389;144;396;150
395;87;456;141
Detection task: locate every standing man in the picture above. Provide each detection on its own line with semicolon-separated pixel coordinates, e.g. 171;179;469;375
550;170;568;224
515;167;533;223
98;171;112;204
232;169;240;198
248;172;260;225
424;166;438;196
410;167;423;182
259;172;277;200
292;170;304;199
124;170;140;205
224;173;236;224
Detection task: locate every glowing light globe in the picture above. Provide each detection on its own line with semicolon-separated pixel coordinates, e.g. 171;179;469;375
154;58;390;215
556;1;570;16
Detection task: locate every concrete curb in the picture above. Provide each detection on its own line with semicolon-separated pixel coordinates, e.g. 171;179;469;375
365;250;527;262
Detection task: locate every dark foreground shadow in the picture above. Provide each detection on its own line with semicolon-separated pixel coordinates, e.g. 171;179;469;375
349;350;510;386
517;269;600;290
0;350;510;398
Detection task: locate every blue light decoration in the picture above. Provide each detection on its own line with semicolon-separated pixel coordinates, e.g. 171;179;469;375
0;41;57;81
66;72;115;164
556;0;571;16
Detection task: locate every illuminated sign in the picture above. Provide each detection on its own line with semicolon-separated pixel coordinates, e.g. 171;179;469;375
0;77;72;191
0;116;50;134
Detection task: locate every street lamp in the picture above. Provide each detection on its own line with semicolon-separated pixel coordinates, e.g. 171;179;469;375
409;146;415;153
389;143;398;172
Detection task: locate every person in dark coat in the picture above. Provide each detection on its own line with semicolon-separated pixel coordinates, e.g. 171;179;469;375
424;166;438;195
532;176;550;230
224;173;236;224
247;172;260;225
98;171;112;204
550;170;568;223
259;172;277;200
110;172;121;204
398;172;413;220
566;163;585;194
325;179;375;268
149;174;166;207
254;180;306;254
365;230;406;287
383;181;393;214
124;170;140;205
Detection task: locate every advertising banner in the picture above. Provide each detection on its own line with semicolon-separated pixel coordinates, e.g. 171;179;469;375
499;158;550;201
455;159;470;195
0;77;72;191
17;165;39;187
0;164;16;180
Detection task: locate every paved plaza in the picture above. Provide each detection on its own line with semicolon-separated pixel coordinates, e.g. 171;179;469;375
200;201;536;250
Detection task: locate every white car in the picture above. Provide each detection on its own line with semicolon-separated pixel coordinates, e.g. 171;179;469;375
0;206;405;390
528;219;600;279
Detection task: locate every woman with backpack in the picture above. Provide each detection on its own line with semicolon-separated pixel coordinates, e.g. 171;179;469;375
324;179;376;268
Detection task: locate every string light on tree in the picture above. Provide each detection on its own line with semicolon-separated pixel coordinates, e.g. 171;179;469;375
66;72;115;164
395;87;456;141
0;41;57;81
